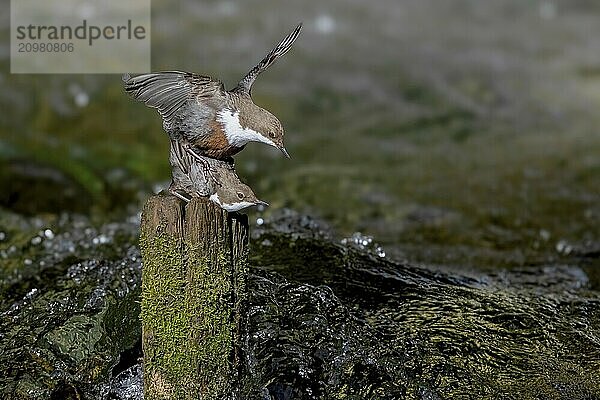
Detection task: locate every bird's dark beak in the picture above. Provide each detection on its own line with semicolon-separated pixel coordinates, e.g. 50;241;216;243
280;146;291;159
256;200;269;207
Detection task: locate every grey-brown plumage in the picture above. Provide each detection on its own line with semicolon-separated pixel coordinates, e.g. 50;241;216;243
124;24;301;161
169;140;267;211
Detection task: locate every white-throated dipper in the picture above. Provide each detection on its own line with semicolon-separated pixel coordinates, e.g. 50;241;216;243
168;139;268;212
124;24;302;161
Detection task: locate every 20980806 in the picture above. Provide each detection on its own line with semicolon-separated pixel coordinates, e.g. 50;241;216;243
18;42;74;52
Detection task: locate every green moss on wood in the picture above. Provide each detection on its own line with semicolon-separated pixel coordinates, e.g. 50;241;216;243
139;194;248;399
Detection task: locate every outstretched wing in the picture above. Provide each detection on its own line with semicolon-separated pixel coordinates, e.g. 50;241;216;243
233;23;302;94
123;71;226;138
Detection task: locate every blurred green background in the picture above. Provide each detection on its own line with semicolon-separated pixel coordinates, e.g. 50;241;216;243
1;0;599;272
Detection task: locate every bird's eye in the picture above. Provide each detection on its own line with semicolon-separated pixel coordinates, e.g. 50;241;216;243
236;191;244;200
269;131;276;138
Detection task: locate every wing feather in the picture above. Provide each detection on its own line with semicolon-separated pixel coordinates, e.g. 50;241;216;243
169;139;191;174
169;139;212;196
123;71;226;135
234;23;302;94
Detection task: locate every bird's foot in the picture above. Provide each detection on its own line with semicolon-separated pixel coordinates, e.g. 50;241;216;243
182;144;221;186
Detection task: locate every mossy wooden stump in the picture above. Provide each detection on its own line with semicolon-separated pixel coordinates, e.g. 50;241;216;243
139;193;248;399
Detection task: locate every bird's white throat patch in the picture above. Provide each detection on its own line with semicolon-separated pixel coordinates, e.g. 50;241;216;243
222;201;255;212
209;192;254;212
217;110;276;148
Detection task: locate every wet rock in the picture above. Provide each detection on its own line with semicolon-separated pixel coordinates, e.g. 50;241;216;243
0;210;141;400
1;208;599;399
241;271;406;399
247;211;600;399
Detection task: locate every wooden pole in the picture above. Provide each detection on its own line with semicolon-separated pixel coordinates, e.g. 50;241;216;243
139;192;248;399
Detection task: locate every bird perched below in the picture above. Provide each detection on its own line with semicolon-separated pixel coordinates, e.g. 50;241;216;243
123;23;302;161
169;140;268;212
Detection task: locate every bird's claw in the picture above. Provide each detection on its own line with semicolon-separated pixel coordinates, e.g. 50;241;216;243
182;143;221;186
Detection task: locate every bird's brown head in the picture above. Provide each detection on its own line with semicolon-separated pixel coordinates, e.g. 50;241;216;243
219;99;290;158
244;104;289;158
210;179;268;212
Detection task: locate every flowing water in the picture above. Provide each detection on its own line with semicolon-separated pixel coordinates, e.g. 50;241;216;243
1;209;599;399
